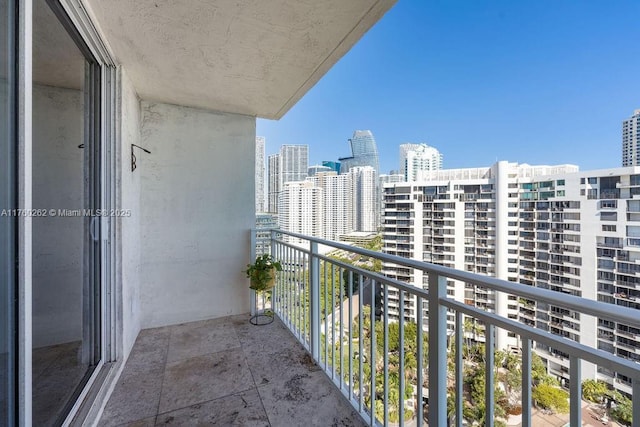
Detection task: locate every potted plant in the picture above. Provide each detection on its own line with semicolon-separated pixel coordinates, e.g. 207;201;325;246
245;254;282;292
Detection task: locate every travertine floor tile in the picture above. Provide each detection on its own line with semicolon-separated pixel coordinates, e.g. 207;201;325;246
156;389;269;426
99;368;164;427
159;348;254;413
257;370;365;427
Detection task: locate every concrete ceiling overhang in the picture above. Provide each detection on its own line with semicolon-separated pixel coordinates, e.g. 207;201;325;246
84;0;396;119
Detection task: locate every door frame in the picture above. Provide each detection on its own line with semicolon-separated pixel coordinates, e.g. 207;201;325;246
17;0;119;425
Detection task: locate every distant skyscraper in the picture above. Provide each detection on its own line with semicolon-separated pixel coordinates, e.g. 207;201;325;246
322;161;341;173
339;131;380;228
280;145;309;183
255;137;266;212
399;143;421;177
349;166;377;232
399;143;443;181
267;145;309;213
308;171;354;241
267;154;280;213
308;165;332;177
622;109;640;166
278;180;323;244
379;173;405;185
254;213;278;255
339;130;379;174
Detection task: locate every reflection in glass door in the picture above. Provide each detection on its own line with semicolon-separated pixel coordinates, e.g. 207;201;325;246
0;0;17;425
32;0;101;424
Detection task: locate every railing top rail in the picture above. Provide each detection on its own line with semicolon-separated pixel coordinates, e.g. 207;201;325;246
270;229;640;329
443;298;640;380
314;252;431;297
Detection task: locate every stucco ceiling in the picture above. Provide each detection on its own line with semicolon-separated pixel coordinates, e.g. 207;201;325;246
84;0;396;119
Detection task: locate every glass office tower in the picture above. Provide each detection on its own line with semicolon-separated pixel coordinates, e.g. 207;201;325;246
338;130;379;175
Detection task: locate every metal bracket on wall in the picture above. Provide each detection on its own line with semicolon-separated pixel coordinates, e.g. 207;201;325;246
131;144;151;172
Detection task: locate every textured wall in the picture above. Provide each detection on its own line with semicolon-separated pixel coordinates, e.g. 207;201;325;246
119;70;142;357
139;101;254;328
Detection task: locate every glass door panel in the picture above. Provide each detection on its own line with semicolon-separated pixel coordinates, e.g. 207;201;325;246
0;0;17;425
32;0;101;424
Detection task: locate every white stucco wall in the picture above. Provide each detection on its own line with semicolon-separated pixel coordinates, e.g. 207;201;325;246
118;70;142;357
32;84;83;348
139;101;254;328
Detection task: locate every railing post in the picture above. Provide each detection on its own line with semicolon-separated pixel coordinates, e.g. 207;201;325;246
250;229;256;316
269;229;276;315
309;241;320;361
485;324;495;427
428;272;447;426
633;378;640;426
521;338;532;427
569;356;581;427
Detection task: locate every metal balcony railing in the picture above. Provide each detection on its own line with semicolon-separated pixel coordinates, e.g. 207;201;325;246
254;229;640;427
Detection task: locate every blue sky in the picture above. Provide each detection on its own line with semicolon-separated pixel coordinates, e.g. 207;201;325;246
256;0;640;174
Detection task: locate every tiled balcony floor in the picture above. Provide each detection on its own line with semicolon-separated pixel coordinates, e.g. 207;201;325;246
98;314;365;426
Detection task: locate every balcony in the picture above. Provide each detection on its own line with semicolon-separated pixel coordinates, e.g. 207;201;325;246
258;230;640;426
99;315;363;426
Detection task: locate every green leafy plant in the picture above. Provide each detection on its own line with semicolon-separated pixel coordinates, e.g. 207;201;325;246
532;383;569;413
581;379;609;403
244;254;282;291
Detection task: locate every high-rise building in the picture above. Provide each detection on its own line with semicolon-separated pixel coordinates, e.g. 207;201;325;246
280;145;309;183
349;166;377;232
308;171;354;241
308;165;333;177
399;143;443;181
322;161;341;173
267;153;280;213
379;173;405;186
278;180;323;244
379;173;405;227
254;213;278;256
339;130;379;174
622;109;640;166
339;131;380;228
399;143;421;177
267;145;309;213
255;137;266;212
383;161;640;396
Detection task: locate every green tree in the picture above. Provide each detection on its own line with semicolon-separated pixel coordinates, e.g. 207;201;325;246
532;383;569;413
463;363;508;423
531;353;557;385
608;390;632;426
581;379;609;403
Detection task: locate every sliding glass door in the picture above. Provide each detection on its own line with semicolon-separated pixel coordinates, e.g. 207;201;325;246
32;0;102;424
0;0;17;425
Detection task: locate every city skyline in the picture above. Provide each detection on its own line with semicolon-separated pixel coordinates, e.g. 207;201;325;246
256;0;640;174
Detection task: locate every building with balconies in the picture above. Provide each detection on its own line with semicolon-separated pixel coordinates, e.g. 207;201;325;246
382;160;640;398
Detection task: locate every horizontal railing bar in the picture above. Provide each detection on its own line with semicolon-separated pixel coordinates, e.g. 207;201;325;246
273;229;640;329
442;298;640;380
316;254;430;297
268;229;640;427
275;239;310;256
